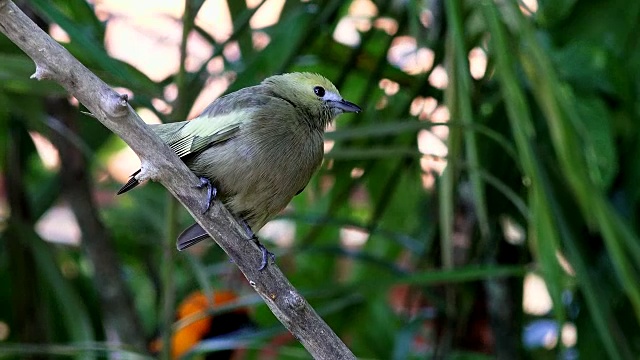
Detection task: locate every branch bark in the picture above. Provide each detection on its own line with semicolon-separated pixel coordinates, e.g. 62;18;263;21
0;1;355;359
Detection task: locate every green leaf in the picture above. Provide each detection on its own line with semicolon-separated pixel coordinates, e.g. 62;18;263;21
535;0;578;26
573;95;617;189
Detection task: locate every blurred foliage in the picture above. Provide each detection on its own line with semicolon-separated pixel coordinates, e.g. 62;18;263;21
0;0;639;359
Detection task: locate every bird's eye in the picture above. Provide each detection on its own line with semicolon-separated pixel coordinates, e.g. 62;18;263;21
313;86;325;97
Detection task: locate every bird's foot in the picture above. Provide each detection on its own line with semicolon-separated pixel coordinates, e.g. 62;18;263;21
242;220;275;271
196;177;217;214
252;235;276;271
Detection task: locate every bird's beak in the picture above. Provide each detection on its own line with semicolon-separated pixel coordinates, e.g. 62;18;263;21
331;99;362;113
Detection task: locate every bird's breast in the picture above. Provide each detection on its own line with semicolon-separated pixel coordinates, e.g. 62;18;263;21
190;124;324;230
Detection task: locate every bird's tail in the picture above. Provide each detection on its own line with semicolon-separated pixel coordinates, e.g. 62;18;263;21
177;223;210;250
117;169;141;194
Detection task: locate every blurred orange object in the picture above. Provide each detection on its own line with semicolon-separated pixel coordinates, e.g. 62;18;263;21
151;290;251;359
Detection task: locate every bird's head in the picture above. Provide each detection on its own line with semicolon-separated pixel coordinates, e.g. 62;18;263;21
263;72;361;129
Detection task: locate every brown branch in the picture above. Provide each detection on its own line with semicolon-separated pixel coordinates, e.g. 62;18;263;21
0;1;356;358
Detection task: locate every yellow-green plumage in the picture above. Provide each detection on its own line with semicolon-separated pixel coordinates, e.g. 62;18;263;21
119;73;360;251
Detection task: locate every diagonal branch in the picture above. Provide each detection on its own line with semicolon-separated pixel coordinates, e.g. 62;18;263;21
0;1;355;359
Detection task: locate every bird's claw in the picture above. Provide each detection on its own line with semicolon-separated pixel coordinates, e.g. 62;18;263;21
242;220;275;270
254;236;276;271
196;177;217;214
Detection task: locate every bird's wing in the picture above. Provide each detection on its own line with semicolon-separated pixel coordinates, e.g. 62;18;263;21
154;86;291;158
152;111;246;158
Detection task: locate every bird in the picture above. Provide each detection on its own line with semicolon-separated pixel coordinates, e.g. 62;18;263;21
117;72;361;269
